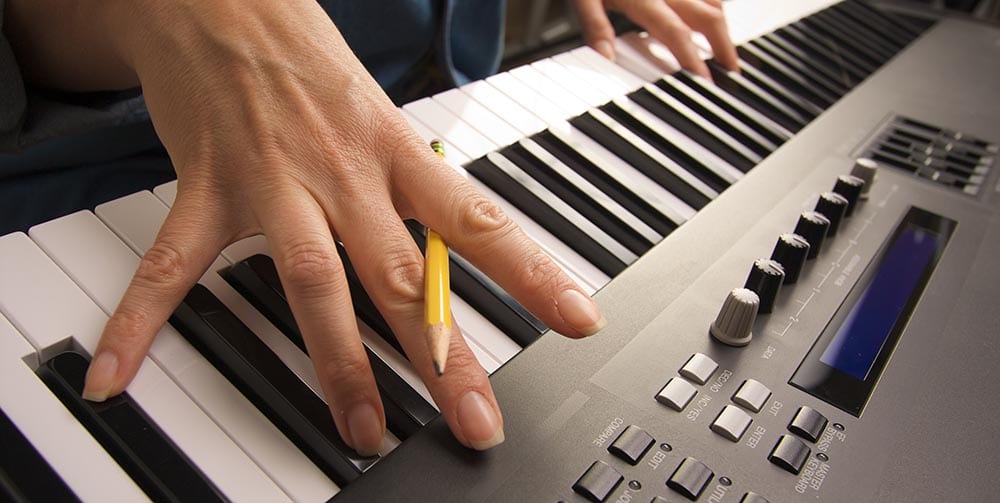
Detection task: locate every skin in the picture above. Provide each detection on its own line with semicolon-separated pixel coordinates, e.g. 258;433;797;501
4;0;735;455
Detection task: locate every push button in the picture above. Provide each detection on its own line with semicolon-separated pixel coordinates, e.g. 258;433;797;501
573;460;623;502
667;457;714;501
788;406;828;442
741;492;771;503
608;425;654;465
679;353;718;384
656;378;697;411
768;435;811;475
732;379;771;413
710;405;752;442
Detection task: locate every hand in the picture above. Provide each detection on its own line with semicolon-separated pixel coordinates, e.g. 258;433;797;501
48;0;606;455
571;0;739;79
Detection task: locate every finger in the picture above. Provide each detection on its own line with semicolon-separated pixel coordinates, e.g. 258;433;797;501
572;0;618;59
334;193;505;449
254;186;385;456
616;0;711;79
395;153;605;340
85;195;224;401
669;0;739;72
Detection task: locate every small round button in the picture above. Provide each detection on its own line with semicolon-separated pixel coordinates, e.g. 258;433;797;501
795;211;830;259
745;259;785;314
833;174;865;217
771;233;810;284
850;158;878;199
710;288;759;347
814;192;848;237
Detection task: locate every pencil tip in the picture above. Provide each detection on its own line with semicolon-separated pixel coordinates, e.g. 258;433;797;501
433;360;444;376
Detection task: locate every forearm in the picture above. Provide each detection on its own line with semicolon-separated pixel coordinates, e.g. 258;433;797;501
4;0;137;90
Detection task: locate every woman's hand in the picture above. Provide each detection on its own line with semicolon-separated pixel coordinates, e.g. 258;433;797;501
7;0;606;455
571;0;739;79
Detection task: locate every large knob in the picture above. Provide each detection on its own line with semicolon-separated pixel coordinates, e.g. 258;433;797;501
710;288;759;347
814;192;848;237
833;175;865;217
849;158;878;199
795;211;830;259
771;233;810;284
745;259;785;314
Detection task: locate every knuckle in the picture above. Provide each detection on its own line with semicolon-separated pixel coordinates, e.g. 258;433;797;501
516;250;563;289
377;249;425;307
321;357;375;400
136;241;189;288
457;192;515;237
105;307;153;345
278;238;345;298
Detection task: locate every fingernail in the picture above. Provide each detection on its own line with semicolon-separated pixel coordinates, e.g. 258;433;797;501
557;289;606;336
457;391;504;450
347;403;384;457
595;40;615;61
83;351;119;402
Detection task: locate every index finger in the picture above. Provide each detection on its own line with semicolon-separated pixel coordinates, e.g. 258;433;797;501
668;0;739;72
617;0;711;79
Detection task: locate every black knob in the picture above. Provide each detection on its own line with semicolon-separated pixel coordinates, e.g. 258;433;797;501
814;192;848;237
795;211;830;259
745;259;785;314
771;233;810;284
833;175;865;217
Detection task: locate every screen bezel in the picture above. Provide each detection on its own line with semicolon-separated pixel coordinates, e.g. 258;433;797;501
789;207;957;416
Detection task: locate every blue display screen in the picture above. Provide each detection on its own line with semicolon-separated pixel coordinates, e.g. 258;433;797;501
820;225;941;380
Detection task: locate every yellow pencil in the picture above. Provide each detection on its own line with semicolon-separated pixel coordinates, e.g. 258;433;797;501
426;139;452;376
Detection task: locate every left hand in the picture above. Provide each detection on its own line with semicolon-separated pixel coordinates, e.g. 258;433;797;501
571;0;739;79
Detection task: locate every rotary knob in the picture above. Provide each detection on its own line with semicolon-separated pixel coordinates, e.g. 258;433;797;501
814;192;849;237
771;233;810;284
745;259;785;314
849;158;878;200
795;211;830;259
711;288;759;347
833;174;865;217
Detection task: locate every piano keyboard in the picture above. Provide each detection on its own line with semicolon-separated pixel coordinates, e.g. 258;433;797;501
2;0;979;500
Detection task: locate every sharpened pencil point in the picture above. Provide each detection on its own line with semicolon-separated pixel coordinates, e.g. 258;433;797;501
433;360;444;377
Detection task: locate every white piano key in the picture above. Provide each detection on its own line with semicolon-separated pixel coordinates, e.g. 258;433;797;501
614;32;682;81
433;88;524;148
486;72;572;125
154;179;178;207
551;51;634;98
41;206;338;502
0;232;292;502
508;65;591;117
403;97;497;159
568;46;647;91
530;58;610;108
459;80;547;136
401;110;473;166
611;95;743;184
547;122;696;224
0;313;150;502
723;0;841;45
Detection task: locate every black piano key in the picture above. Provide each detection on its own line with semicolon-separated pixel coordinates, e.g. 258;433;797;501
0;406;80;503
738;43;838;109
655;74;779;157
36;351;225;503
778;24;879;77
598;99;737;187
501;142;658;255
405;222;547;347
824;4;909;50
221;255;437;439
624;87;759;173
731;59;825;119
797;16;889;68
813;10;898;61
169;284;376;486
706;62;810;132
569;113;712;211
763;31;867;86
751;36;851;96
530;130;680;237
838;0;923;43
670;71;793;145
467;153;631;276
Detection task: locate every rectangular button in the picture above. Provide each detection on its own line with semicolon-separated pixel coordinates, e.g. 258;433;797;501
656;377;697;411
572;460;623;503
768;435;811;475
667;457;714;501
679;353;718;385
732;379;772;413
710;405;752;442
788;406;828;443
608;425;655;465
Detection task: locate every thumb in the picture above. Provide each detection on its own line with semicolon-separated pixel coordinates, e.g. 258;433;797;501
572;0;617;60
